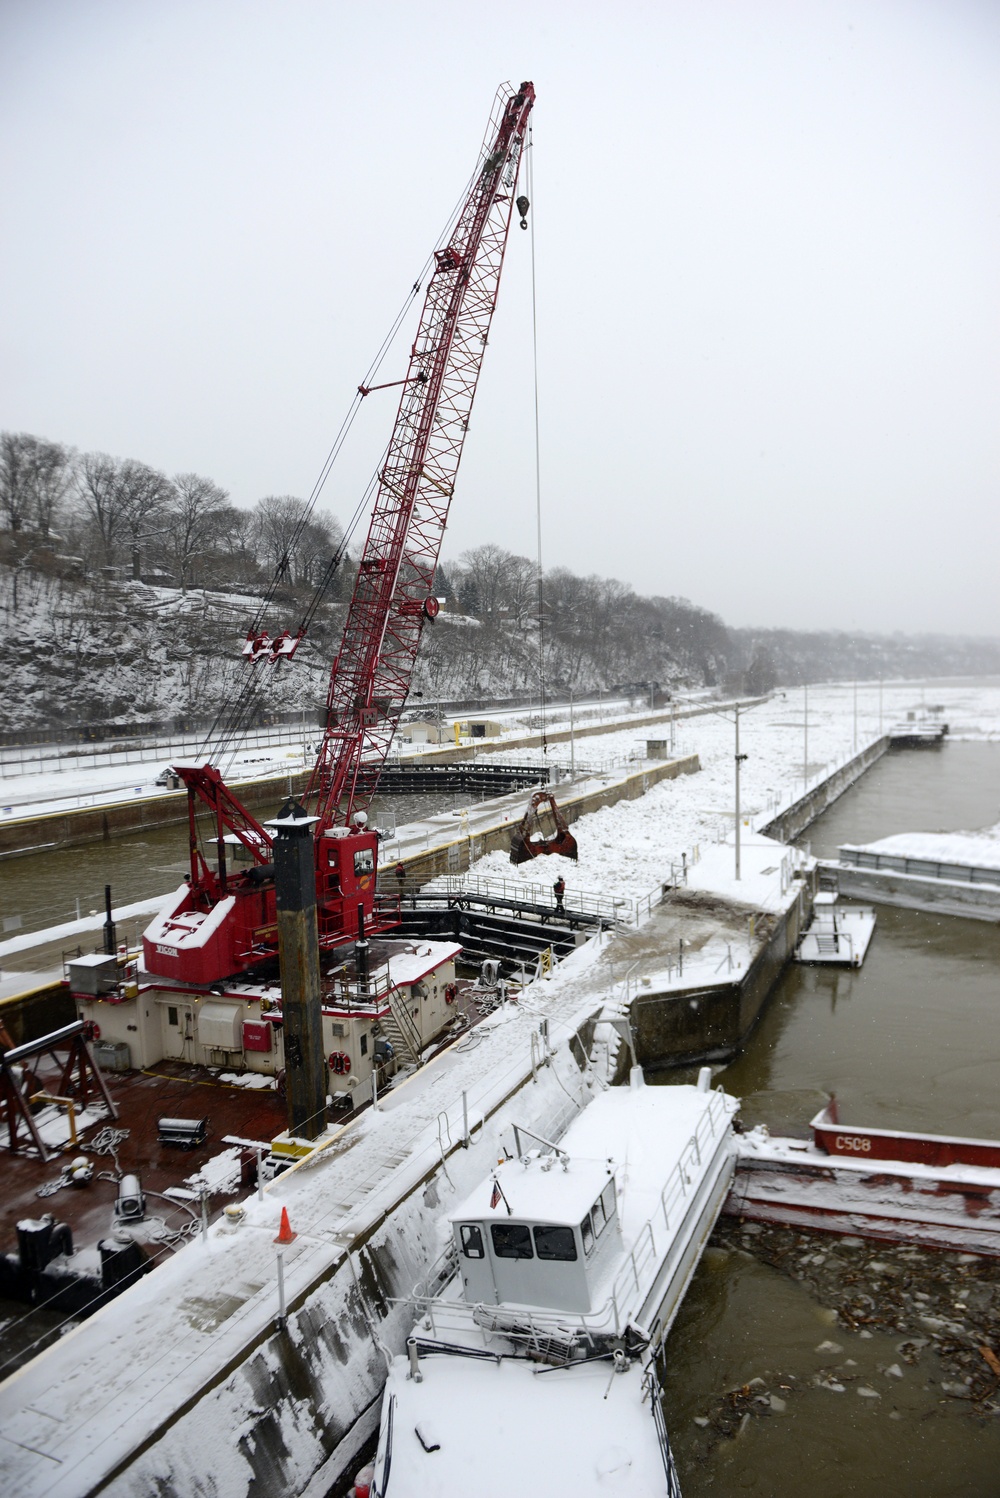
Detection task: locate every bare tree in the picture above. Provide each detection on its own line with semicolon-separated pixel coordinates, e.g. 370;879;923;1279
0;432;33;533
75;454;172;574
167;473;231;590
0;432;74;538
453;544;536;621
76;452;122;564
117;460;173;578
251;496;343;586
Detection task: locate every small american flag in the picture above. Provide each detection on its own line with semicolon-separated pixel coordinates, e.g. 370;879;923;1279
490;1178;502;1210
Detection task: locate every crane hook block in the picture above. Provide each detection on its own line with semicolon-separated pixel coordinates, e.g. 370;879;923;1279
516;195;530;230
423;597;441;620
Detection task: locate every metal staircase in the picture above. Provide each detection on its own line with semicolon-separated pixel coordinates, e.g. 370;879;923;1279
378;989;423;1066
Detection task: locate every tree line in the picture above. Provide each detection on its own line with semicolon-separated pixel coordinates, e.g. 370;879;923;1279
0;430;341;594
3;429;998;712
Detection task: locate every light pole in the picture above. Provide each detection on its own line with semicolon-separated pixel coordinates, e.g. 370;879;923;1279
853;679;858;755
734;706;749;880
672;692;767;881
569;688;575;778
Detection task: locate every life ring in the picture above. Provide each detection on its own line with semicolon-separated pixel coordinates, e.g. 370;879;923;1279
328;1051;351;1076
444;983;458;1005
82;1020;101;1042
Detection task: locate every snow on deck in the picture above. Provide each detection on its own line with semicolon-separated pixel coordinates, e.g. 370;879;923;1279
376;1351;667;1497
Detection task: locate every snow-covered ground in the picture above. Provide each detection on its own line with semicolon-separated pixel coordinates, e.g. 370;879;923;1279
458;683;1000;906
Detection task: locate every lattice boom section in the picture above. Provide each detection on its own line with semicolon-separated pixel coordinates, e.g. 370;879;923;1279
309;82;534;827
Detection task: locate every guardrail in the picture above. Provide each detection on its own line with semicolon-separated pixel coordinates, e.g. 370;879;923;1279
839;847;1000;885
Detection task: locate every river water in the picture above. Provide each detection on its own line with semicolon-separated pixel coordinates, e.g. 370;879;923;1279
0;790;456;950
660;740;1000;1495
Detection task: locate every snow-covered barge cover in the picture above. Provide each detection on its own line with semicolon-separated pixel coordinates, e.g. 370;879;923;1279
839;825;1000;883
0;940;613;1498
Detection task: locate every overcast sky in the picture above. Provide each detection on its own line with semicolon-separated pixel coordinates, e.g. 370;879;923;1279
1;1;997;636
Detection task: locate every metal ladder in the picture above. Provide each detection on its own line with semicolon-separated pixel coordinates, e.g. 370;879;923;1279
378;989;423;1066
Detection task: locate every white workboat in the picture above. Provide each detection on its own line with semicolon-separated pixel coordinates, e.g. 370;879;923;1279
794;891;876;967
360;1069;739;1496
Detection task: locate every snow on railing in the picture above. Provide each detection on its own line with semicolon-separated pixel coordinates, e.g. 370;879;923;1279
431;872;632;925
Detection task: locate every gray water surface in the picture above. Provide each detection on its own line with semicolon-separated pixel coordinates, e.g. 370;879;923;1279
660;739;1000;1495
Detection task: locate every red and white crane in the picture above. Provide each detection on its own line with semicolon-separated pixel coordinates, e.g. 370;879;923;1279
144;81;535;986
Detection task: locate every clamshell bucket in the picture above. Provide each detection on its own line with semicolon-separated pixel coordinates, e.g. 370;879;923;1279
509;791;579;865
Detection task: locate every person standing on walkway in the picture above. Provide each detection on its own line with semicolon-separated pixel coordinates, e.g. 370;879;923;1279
553;876;566;913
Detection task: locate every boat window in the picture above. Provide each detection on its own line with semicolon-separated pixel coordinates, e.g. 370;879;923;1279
491;1223;534;1259
591;1196;607;1236
167;1006;178;1027
601;1181;616;1223
460;1224;484;1259
580;1214;595;1256
533;1225;578;1261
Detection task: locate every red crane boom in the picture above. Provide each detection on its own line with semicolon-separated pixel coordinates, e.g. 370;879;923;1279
144;81;535;985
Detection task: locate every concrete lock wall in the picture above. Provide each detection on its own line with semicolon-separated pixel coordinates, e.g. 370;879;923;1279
0;771;313;860
381;754;699;888
757;737;889;845
834;866;1000;923
630;888;810;1069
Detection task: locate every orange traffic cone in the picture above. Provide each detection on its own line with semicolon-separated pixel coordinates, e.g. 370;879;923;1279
274;1206;297;1244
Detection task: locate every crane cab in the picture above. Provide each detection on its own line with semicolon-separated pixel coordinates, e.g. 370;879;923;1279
315;826;379;941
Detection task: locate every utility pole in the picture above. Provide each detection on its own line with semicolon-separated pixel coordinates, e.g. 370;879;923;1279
853;678;858;754
569;688;575;778
734;707;749;881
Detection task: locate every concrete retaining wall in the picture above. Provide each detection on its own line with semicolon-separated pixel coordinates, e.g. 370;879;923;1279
409;697;770;764
630;886;810;1069
0;772;310;860
385;754;700;888
757;736;889;844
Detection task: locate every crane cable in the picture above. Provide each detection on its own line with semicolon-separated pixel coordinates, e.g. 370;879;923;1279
194;155;487;781
527;122;547;757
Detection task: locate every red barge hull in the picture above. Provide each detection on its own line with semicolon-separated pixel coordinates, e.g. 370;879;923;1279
723;1102;1000;1257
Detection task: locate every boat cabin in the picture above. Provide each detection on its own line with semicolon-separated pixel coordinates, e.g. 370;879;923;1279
449;1153;620;1313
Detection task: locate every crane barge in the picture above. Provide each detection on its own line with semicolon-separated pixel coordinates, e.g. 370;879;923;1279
142;82;535;990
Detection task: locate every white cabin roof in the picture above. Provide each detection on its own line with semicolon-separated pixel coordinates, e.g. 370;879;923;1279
449;1155;613;1228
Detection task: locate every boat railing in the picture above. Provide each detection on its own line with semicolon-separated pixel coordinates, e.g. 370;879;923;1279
645;1361;684;1498
610;1088;733;1318
395;1089;735;1344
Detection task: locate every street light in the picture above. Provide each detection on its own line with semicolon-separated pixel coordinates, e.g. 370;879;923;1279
669;691;768;881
